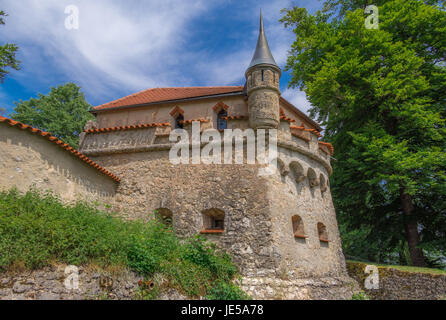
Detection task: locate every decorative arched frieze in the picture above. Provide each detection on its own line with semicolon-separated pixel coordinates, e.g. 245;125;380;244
307;168;319;187
289;161;305;183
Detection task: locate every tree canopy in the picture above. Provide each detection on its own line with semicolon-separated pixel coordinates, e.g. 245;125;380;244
11;83;95;149
281;0;446;266
0;10;20;83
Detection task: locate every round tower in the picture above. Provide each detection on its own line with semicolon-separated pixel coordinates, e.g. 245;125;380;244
245;12;281;129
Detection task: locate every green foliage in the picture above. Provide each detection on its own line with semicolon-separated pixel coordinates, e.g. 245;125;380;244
11;83;95;149
281;0;446;266
205;281;251;300
181;236;238;282
351;291;370;300
0;10;20;83
0;188;247;299
133;281;160;300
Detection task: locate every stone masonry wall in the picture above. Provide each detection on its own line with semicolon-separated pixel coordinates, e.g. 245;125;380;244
0;265;189;300
347;261;446;300
91;150;278;274
0;122;117;203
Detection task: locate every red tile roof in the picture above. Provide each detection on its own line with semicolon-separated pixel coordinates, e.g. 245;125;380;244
93;86;244;111
318;141;334;155
0;116;120;182
84;122;171;134
221;115;248;120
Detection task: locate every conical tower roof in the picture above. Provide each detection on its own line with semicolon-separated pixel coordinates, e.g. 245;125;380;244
246;11;280;74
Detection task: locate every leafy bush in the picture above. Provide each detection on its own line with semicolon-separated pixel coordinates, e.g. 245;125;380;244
351;291;370;300
0;188;248;299
205;281;251;300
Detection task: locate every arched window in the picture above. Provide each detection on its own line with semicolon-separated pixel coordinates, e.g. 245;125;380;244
217;109;227;130
154;208;173;227
317;222;329;243
201;208;225;234
175;114;184;129
292;215;306;239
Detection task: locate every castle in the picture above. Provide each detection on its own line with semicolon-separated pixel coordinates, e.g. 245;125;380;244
0;14;355;299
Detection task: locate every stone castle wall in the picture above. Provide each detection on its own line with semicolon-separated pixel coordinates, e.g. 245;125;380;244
0;122;118;203
347;261;446;300
79;117;346;281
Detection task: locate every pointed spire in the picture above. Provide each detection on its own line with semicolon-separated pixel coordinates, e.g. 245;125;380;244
246;10;280;73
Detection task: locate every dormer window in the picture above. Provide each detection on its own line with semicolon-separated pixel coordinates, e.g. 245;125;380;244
213;102;230;131
217;109;227;130
175;114;184;129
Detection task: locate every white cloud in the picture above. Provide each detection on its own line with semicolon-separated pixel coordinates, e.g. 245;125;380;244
2;0;212;101
282;88;313;115
1;0;322;106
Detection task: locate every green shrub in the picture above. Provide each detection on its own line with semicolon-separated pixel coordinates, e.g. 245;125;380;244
0;188;247;299
351;291;370;300
205;281;251;300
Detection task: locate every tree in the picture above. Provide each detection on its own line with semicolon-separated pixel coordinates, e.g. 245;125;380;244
0;11;20;82
281;0;446;266
11;83;95;149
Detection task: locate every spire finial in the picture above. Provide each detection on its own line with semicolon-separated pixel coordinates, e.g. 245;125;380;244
260;8;263;31
246;10;280;75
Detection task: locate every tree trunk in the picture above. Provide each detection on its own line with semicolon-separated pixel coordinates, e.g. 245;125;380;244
400;188;426;267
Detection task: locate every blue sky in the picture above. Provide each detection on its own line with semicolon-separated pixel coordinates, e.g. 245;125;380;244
0;0;322;116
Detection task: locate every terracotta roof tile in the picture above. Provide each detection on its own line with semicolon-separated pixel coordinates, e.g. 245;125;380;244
280;115;296;123
318;141;334;155
84;122;170;134
93;86;244;111
179;119;210;125
221;115;248;120
0;116;120;182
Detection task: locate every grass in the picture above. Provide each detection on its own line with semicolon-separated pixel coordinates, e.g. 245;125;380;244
0;188;250;300
347;260;446;276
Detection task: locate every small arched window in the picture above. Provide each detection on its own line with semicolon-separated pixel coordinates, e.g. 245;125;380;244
217;109;227;130
292;215;306;239
317;222;329;243
201;208;225;234
175;114;184;129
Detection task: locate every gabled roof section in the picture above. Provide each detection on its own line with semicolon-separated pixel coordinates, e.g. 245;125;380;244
93;86;244;111
0;116;120;182
280;97;322;132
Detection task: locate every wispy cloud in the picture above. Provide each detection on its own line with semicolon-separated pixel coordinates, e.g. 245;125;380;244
282;88;313;115
2;0;212;100
1;0;322;110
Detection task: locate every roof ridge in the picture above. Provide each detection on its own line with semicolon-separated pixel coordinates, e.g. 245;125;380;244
93;86;245;110
0;116;120;182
